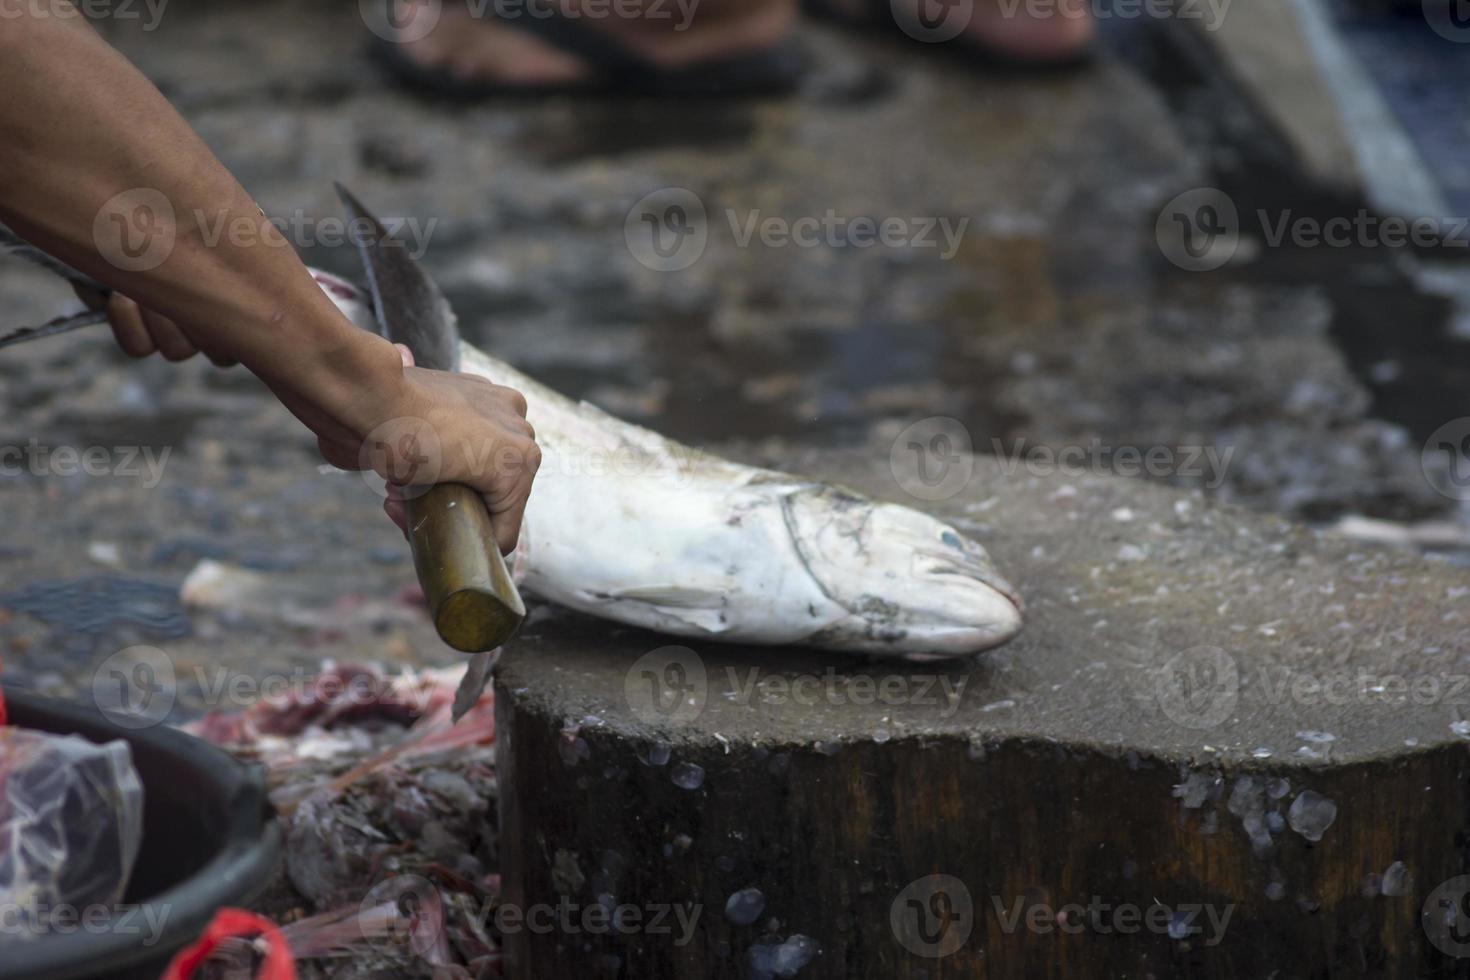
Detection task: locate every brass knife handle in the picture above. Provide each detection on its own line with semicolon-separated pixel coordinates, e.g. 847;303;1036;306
404;483;526;653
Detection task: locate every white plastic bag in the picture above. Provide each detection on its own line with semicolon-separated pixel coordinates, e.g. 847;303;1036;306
0;727;145;941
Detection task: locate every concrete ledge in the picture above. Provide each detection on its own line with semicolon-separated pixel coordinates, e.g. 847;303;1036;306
494;450;1470;978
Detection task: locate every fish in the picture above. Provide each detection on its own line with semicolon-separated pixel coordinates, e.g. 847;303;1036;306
311;271;1024;657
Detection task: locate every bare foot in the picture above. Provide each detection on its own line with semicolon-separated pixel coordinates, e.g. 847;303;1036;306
827;0;1095;63
960;0;1095;62
390;0;796;88
395;2;592;87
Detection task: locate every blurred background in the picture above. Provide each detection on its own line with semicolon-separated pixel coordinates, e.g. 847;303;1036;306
0;0;1468;710
2;2;1470;975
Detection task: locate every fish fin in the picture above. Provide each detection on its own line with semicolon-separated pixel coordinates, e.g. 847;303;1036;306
601;586;727;609
581;586;732;634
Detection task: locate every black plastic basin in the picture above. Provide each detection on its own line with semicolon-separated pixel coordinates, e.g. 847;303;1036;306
0;686;281;980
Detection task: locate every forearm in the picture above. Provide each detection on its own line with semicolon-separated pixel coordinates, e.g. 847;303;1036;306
0;7;400;433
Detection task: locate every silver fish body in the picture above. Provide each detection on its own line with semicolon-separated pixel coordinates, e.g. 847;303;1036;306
316;271;1023;657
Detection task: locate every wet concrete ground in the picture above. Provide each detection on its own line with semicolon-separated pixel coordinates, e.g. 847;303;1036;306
1;3;1468;699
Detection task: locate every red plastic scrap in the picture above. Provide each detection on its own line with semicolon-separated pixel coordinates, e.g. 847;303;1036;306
160;908;295;980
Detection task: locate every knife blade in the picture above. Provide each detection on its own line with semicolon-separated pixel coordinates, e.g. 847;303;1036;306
335;184;525;721
0;225;111;350
0;308;107;350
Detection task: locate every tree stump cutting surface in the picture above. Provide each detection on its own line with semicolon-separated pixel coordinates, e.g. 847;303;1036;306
493;450;1470;979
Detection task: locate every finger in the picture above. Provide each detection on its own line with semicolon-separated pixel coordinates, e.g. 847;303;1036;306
317;435;362;472
485;444;541;555
106;295;156;358
488;491;529;556
71;282;106;311
487;398;535;441
395;343;415;368
383;496;409;539
500;387;528;418
140;308;199;362
191;334;237;369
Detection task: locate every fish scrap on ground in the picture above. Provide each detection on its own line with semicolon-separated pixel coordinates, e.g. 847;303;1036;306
184;661;505;979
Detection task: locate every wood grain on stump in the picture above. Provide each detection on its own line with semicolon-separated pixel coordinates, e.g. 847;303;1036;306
494;450;1470;979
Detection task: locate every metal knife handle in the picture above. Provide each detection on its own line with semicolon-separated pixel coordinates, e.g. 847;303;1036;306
404;483;526;653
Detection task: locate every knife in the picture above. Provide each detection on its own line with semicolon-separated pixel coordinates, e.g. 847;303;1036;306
0;224;110;350
335;185;525;720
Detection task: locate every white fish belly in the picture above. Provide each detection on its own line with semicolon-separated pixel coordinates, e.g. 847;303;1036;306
459;346;1023;656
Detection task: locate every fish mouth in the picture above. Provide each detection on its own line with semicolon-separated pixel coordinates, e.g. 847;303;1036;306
916;551;1025;618
901;523;1026;654
911;528;1026;643
906;570;1024;654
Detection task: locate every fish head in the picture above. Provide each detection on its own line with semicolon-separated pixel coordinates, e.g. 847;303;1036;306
783;487;1024;656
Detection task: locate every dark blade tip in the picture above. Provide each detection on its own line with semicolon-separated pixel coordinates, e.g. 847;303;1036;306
333;181;363;215
333;183;387;245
